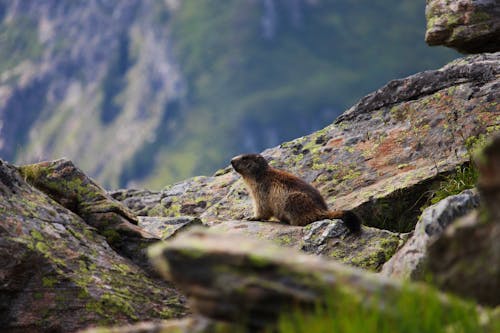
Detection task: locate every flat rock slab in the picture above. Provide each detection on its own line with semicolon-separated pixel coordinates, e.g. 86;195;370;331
139;216;203;240
211;220;404;272
113;53;500;233
0;160;186;332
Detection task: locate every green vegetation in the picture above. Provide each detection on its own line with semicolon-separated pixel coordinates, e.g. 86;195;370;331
428;164;478;206
0;18;42;72
274;287;498;333
426;133;489;207
142;0;457;186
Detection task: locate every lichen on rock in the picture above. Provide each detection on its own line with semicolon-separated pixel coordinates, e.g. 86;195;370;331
19;159;158;269
0;160;186;332
425;0;500;53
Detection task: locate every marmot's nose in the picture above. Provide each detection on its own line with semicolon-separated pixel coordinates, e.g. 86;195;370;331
231;155;241;166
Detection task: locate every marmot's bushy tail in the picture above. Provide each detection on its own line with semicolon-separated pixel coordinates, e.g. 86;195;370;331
328;210;362;233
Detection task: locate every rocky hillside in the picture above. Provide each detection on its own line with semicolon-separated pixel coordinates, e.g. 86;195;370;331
0;0;458;188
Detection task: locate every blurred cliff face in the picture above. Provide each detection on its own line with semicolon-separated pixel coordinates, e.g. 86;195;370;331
0;0;457;189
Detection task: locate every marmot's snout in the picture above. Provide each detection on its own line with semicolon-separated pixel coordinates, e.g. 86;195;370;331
230;155;243;171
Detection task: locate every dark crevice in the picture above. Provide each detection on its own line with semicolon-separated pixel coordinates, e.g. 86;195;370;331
353;166;469;233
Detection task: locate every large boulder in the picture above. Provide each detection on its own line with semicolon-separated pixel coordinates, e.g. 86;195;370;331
0;160;186;332
425;0;500;53
148;227;495;332
113;52;500;233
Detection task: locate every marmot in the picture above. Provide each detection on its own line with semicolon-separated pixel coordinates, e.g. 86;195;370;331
231;153;361;233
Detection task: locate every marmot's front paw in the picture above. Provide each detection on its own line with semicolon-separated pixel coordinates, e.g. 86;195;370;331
247;216;261;221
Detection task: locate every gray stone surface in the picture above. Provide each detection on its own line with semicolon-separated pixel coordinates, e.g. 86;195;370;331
425;0;500;53
139;216;203;239
381;189;480;279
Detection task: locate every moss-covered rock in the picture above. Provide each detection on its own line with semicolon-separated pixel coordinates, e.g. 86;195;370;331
425;0;500;53
0;160;186;332
209;219;403;272
148;227;490;331
19;159;158;269
139;216;204;240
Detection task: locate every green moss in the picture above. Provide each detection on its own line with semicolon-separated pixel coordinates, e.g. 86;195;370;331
30;229;44;241
276;235;294;246
248;253;273;268
42;276;58;288
346;241;399;272
445;13;462;26
35;241;50;253
101;229;122;245
19;165;47;185
469;11;491;24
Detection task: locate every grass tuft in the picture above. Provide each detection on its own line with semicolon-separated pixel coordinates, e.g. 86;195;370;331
273;286;497;333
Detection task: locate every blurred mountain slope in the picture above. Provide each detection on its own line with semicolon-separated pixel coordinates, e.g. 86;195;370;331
0;0;457;189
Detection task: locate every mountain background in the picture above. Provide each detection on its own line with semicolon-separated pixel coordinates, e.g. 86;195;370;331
0;0;458;189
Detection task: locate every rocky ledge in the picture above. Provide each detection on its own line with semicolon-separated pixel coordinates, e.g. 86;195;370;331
85;135;500;333
112;52;500;235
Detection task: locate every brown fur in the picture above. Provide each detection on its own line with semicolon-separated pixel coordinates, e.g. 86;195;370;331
231;153;361;232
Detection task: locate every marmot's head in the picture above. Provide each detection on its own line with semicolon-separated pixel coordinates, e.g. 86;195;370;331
231;154;269;178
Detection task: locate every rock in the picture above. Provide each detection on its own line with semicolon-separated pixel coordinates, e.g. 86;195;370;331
78;317;233;333
18;159;158;270
79;319;192;333
139;216;204;240
381;189;480;279
426;135;500;306
0;160;186;332
425;0;500;53
114;53;500;234
211;220;403;271
427;211;500;306
476;134;500;221
148;227;488;331
110;189;164;216
111;172;239;220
